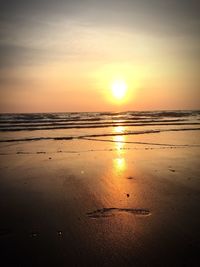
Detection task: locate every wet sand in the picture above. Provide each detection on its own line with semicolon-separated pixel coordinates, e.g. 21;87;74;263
0;132;200;266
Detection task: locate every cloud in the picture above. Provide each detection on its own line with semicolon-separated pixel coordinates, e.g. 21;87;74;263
1;0;200;35
0;0;199;105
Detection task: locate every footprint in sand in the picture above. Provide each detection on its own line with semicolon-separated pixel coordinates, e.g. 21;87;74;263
86;208;150;218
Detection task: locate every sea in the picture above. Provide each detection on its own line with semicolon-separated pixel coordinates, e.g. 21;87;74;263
0;110;200;146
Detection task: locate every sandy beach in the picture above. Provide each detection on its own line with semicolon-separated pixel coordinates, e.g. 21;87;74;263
1;0;200;265
0;121;200;266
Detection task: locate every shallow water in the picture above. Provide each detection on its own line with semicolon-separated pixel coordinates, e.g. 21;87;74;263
0;111;200;266
0;110;200;143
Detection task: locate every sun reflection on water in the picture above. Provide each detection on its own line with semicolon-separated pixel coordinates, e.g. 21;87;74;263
113;126;126;173
113;135;125;151
114;157;126;172
114;126;124;134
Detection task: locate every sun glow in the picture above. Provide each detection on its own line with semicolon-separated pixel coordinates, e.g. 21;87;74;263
111;80;127;100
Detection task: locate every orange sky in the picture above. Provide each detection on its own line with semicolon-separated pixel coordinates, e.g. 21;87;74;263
0;0;199;112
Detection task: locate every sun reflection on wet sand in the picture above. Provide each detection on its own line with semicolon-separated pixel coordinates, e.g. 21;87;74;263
113;135;125;151
113;126;126;174
104;126;138;209
114;126;124;134
113;157;126;172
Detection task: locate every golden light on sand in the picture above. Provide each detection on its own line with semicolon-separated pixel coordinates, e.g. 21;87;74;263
114;157;126;172
113;135;125;151
113;126;126;151
114;126;124;134
113;126;126;172
111;80;127;100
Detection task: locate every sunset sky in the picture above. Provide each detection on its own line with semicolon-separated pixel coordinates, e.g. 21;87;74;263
0;0;199;112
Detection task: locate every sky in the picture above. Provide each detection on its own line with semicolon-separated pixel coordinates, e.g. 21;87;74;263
0;0;199;112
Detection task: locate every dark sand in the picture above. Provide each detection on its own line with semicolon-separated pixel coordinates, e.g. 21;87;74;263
0;132;200;266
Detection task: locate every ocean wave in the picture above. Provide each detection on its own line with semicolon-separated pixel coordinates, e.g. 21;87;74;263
0;111;199;144
0;122;199;132
0;127;200;143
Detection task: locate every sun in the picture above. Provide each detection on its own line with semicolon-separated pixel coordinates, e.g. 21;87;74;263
111;80;127;100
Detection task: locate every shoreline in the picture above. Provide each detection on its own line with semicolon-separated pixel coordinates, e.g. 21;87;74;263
0;134;200;266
